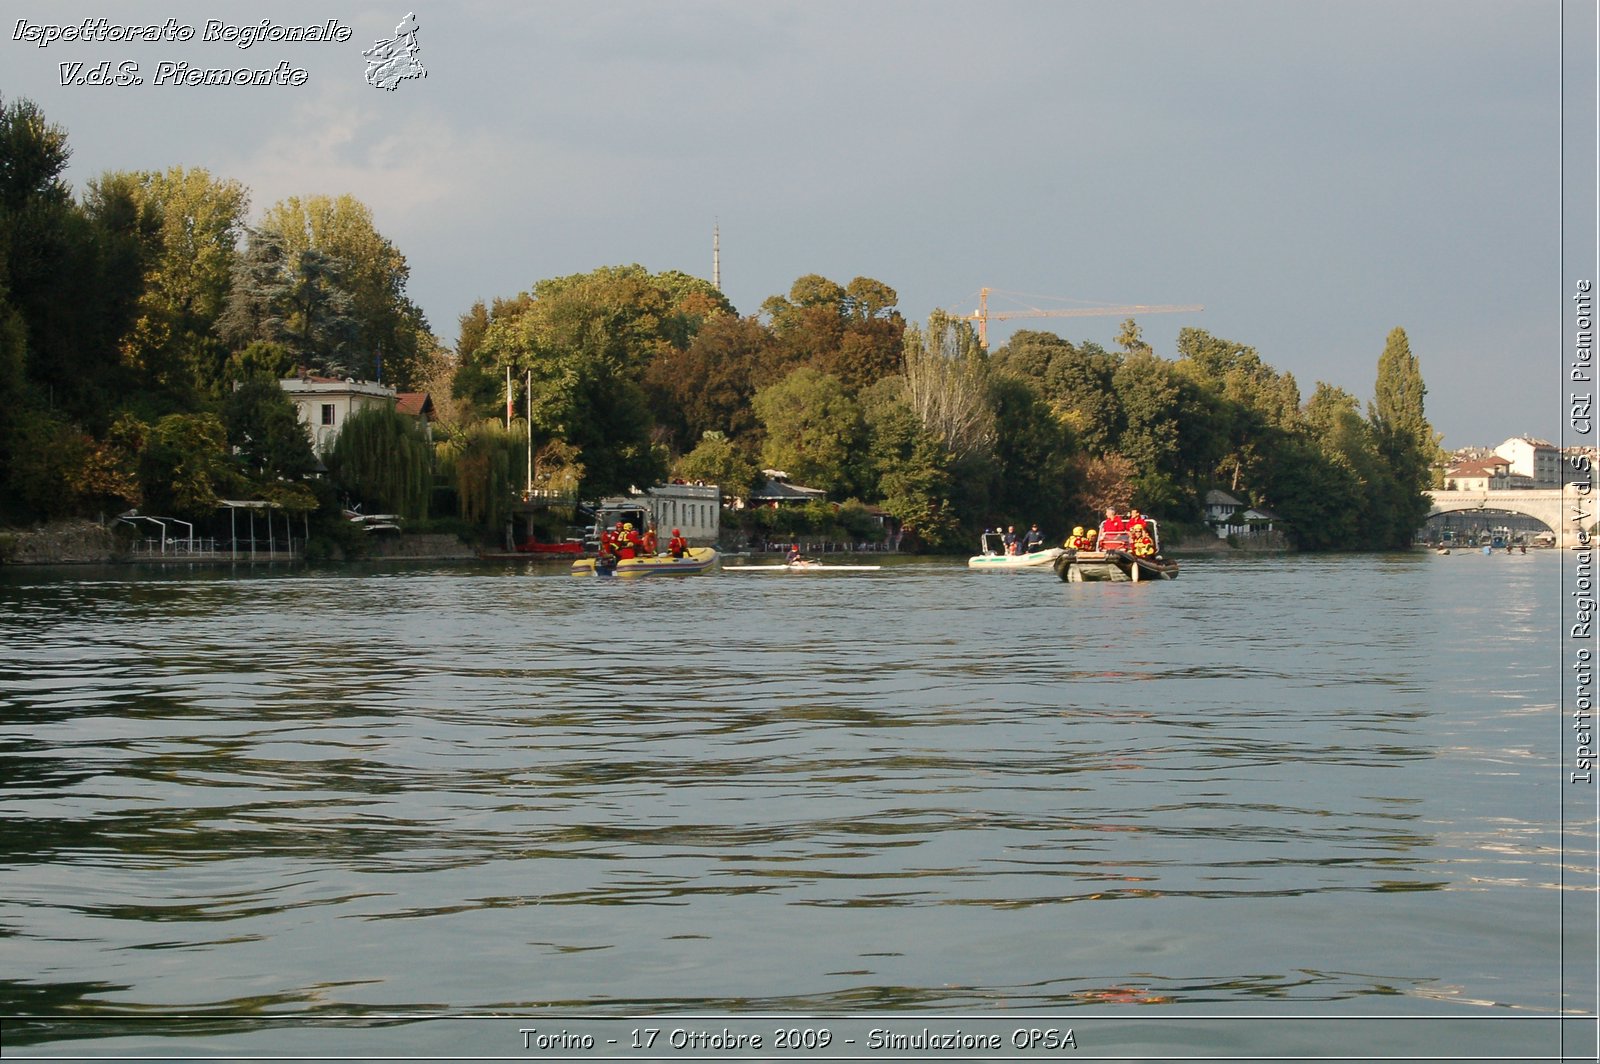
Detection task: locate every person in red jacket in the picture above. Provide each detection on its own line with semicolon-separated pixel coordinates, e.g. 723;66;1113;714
1099;507;1130;552
667;528;689;558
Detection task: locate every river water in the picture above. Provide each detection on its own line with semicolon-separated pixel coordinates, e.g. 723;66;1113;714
0;551;1592;1061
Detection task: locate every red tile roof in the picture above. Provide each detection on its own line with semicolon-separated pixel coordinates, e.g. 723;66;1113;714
395;392;434;419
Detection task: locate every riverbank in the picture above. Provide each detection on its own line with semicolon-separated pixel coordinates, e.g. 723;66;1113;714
0;520;119;565
0;520;483;566
1168;532;1291;554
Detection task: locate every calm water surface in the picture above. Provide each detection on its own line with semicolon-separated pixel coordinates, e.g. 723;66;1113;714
0;550;1588;1059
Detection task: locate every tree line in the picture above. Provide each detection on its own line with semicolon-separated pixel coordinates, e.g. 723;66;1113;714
0;93;1441;552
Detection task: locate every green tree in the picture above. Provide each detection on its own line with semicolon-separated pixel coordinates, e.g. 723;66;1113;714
1175;328;1301;496
675;431;758;498
752;367;864;496
1112;350;1183;510
474;266;727;497
1367;327;1441;548
644;314;773;450
223;375;318;482
860;383;962;550
761;274;904;392
986;374;1077;533
1;97;133;425
139;413;234;516
256;194;435;387
110;167;248;400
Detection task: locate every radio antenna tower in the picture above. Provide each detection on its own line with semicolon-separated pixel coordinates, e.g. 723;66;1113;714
713;221;721;292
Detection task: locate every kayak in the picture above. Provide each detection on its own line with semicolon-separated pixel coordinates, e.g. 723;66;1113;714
729;562;882;571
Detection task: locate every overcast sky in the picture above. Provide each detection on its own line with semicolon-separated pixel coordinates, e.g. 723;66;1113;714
4;0;1594;448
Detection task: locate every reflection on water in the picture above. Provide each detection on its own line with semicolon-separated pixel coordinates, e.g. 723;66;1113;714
0;552;1578;1049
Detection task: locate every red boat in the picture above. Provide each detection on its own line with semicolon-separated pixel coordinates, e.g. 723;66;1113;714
515;539;583;555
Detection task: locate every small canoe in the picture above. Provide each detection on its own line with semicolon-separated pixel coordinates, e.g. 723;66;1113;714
571;547;719;578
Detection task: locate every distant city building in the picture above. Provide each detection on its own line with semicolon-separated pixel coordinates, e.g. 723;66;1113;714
1442;454;1533;491
1495;436;1561;487
1564;445;1600;484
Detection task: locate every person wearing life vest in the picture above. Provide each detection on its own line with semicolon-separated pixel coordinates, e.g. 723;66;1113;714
617;522;638;559
642;524;659;555
1131;529;1157;558
595;531;619;571
667;528;688;558
1082;528;1098;552
1065;525;1088;550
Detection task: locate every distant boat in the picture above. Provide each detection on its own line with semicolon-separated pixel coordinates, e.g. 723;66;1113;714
571;547;719;578
515;539;582;555
729;561;882;572
967;530;1064;570
1055;548;1180;582
1054;518;1178;582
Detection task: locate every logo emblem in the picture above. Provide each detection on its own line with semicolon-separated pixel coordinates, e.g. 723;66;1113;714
363;13;425;90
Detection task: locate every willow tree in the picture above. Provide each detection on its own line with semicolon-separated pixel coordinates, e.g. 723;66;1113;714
326;405;432;519
437;420;522;531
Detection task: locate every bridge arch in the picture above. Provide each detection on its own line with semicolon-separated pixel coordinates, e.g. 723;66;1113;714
1425;486;1589;538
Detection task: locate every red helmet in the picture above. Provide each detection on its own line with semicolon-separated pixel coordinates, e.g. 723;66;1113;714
672;528;680;535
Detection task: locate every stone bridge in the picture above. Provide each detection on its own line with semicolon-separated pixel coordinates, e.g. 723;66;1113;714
1425;486;1592;536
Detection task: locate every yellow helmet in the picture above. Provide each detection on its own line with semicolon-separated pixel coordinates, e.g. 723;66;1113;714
1072;526;1084;536
1085;528;1097;538
623;522;633;530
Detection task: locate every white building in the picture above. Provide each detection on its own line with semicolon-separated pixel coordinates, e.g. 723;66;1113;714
589;482;722;547
1442;455;1528;491
279;376;397;456
1496;436;1562;487
1203;489;1278;538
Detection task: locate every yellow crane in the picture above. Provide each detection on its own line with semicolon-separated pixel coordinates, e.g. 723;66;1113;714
960;287;1203;348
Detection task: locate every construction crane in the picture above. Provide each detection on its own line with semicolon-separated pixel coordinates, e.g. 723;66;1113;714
959;287;1203;348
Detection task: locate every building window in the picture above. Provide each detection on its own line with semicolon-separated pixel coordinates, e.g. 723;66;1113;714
321;404;336;426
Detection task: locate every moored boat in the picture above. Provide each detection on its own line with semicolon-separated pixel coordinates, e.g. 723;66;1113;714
571;547;720;578
515;538;583;555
